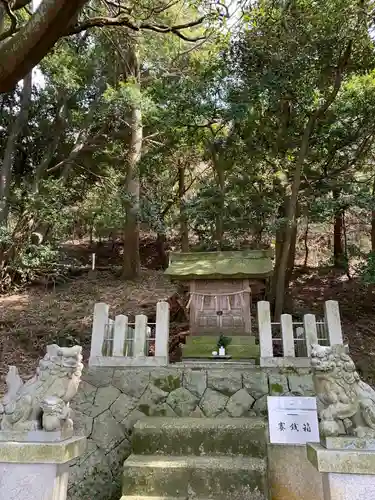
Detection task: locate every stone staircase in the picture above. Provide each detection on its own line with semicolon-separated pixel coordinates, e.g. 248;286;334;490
121;417;269;500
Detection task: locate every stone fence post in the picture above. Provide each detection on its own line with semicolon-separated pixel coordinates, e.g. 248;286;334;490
258;301;273;364
88;301;169;367
89;302;109;363
155;300;170;363
324;300;343;345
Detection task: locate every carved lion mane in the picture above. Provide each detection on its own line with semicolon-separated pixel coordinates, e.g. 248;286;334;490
311;344;375;438
0;344;83;432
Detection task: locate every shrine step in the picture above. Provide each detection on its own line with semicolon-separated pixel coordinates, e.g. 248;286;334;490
182;335;260;360
185;336;257;345
182;343;260;359
132;417;267;458
120;497;183;500
121;454;268;500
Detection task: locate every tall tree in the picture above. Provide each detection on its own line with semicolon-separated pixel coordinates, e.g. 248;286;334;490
0;72;32;223
230;0;375;318
0;0;207;92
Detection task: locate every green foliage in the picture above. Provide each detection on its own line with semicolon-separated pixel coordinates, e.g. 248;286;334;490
2;0;375;291
217;334;232;349
358;252;375;285
0;226;59;292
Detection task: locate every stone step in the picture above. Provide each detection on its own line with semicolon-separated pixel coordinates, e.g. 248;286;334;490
132;417;267;458
120;497;241;500
120;497;231;500
182;343;260;359
120;497;183;500
176;360;257;368
186;336;257;345
122;454;268;500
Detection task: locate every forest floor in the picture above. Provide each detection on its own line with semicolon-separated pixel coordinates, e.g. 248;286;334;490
0;238;375;393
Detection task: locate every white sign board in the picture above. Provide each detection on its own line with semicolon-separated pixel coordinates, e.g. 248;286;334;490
267;396;320;445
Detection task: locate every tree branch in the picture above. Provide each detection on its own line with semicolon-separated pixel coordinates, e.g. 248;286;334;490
0;0;18;42
33;97;68;192
103;0;131;15
13;0;32;10
160;171;203;217
67;15;207;42
0;0;87;93
315;40;353;119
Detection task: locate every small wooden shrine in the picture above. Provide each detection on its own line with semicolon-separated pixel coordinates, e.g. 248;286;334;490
165;250;273;337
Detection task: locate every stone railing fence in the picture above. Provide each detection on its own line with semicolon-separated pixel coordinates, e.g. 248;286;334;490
257;300;344;367
89;300;170;367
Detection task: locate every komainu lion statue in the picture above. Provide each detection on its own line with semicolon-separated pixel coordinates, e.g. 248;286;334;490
0;344;83;432
311;343;375;438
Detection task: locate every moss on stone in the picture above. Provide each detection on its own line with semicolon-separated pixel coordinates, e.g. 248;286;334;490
281;366;299;374
153;375;181;392
133;421;267;458
138;404;150;416
270;383;283;394
122;455;268;498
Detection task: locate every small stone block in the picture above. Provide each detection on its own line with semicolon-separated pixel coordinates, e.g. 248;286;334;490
243;371;268;399
183;370;207;397
200;388;228;417
307;443;375;474
226;389;255;417
0;436;87;464
321;437;375;451
0;429;73;443
207;370;242;395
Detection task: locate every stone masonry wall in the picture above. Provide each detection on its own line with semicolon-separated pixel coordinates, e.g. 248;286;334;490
68;365;315;500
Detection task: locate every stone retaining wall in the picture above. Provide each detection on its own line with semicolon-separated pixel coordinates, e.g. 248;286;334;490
68;365;315;500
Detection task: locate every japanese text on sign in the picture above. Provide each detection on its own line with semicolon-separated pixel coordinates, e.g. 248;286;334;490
267;396;320;445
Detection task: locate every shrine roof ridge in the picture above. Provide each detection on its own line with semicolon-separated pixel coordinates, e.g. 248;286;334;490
165;249;273;280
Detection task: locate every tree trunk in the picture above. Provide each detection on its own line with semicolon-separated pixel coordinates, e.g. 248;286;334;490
272;196;298;309
122;49;142;279
156;232;169;269
0;4;5;34
333;212;344;267
178;163;189;252
271;199;286;303
207;138;225;249
0;72;32;224
33;98;67;193
214;163;225;249
342;209;350;279
303;218;309;268
333;190;345;268
273;116;316;320
122;103;142;278
273;40;351;319
0;0;87;93
285;222;297;291
371;177;375;252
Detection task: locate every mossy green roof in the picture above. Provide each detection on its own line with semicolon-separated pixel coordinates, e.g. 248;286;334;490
165;250;273;280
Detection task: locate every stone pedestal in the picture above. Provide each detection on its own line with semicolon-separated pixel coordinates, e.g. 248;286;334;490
307;437;375;500
268;443;323;500
0;434;86;500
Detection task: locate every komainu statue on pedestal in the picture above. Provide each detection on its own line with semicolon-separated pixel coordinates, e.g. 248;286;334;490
0;344;83;432
311;343;375;438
